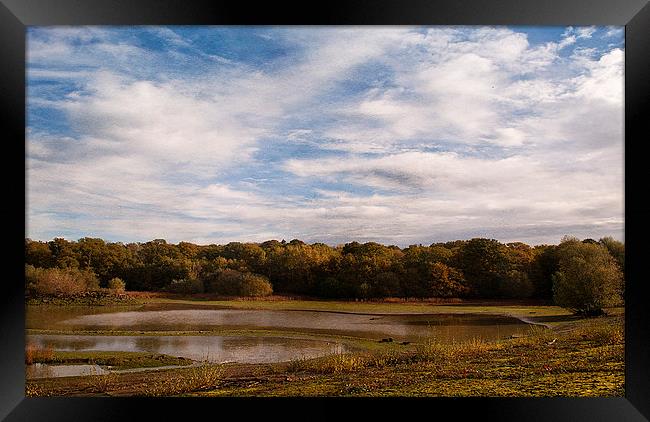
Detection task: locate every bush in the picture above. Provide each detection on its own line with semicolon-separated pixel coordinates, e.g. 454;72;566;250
239;273;273;296
205;269;272;297
206;269;241;295
552;240;623;315
25;343;54;364
25;265;99;296
107;277;126;292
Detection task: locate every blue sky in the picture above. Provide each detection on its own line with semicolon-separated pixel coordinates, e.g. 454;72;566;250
26;26;625;246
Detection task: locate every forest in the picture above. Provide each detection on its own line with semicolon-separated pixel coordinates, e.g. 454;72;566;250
24;235;624;312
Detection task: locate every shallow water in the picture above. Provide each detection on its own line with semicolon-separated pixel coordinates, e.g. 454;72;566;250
26;304;533;377
26;334;346;364
27;304;531;343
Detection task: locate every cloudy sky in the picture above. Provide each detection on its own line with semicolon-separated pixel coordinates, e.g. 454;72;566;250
26;26;624;246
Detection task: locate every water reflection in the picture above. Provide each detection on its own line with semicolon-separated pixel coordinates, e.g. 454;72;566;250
39;308;531;342
26;334;347;364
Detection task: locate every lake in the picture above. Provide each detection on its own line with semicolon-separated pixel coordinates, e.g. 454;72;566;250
26;303;533;375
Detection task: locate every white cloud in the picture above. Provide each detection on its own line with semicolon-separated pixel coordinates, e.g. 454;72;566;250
558;35;577;50
576;26;597;39
603;26;624;38
26;26;624;246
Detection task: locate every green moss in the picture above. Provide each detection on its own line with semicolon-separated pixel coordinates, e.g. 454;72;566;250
33;350;194;370
143;297;573;319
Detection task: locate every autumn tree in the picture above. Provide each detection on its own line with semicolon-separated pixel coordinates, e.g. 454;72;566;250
48;238;80;269
599;236;624;272
455;238;510;298
25;239;54;268
552;238;624;315
207;269;272;296
528;245;559;300
427;262;469;297
23;235;623;301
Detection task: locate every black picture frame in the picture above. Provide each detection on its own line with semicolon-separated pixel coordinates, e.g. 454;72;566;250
2;0;649;420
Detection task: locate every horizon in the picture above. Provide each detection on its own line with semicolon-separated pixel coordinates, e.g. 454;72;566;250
27;26;625;247
24;233;620;249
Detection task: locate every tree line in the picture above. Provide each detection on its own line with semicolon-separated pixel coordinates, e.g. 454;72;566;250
25;235;624;313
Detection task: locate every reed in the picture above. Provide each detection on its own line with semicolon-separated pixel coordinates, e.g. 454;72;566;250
141;365;224;396
25;343;54;365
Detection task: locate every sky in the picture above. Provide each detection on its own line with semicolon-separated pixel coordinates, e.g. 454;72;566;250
26;26;625;247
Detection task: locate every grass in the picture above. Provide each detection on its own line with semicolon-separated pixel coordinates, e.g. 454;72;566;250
26;350;194;370
85;370;119;394
270;315;624;397
140;365;224;396
566;318;624;345
143;296;570;317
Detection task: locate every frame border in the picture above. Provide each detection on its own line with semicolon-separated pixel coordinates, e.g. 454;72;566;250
2;0;649;420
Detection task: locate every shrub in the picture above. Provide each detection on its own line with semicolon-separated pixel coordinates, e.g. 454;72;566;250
239;273;273;297
107;277;126;292
206;269;272;296
25;343;54;364
142;365;223;396
25;265;99;295
573;319;624;345
206;269;242;295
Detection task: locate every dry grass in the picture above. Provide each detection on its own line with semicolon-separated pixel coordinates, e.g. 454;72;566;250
287;352;369;374
141;365;224;396
85;370;118;394
366;297;465;304
507;325;556;347
25;343;54;365
288;337;500;375
571;319;624;345
416;337;499;361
